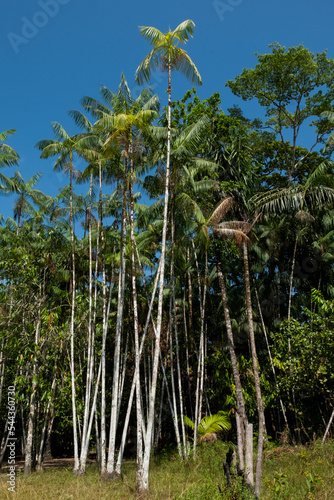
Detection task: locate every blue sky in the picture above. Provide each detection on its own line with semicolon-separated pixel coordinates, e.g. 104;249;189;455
1;0;334;221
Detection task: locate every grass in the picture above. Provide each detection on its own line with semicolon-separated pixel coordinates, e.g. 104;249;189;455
261;440;334;499
1;440;334;499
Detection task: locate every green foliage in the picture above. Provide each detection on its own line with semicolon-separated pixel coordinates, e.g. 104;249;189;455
184;411;231;439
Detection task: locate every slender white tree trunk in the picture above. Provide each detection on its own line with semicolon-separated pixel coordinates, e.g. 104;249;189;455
169;294;182;458
36;376;57;471
129;155;144;489
287;233;300;443
115;258;163;475
193;244;207;459
79;174;94;475
99;161;108;476
322;407;334;444
69;166;79;473
139;63;172;494
106;179;127;477
288;233;299;321
245;422;254;486
183;287;193;425
169;206;187;459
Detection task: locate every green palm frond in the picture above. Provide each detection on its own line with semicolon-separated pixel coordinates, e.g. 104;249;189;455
172;19;196;44
80;95;111;118
305;160;334;188
51;122;70;142
98;86;115;108
198;412;231;436
0;129;19;168
184;411;231;438
0;129;16;142
172;116;209;157
175;192;205;225
183;415;195;431
67;110;93;131
137;91;160;114
251;186;304;213
135;48;161;85
174;49;202;85
138;26;165;46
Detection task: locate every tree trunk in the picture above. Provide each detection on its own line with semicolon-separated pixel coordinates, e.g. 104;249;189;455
36;376;57;471
79;174;94;475
243;240;265;497
69;166;79;473
245;422;254;487
193;245;207;459
129;154;144;489
106;177;127;477
322;407;334;444
216;253;248;474
115;256;163;476
139;62;172;495
254;284;289;433
24;316;41;476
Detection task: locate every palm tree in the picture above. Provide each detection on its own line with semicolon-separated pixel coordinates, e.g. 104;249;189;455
135;20;202;494
36;124;87;474
184;411;231;441
97;77;158;483
6;171;46;235
215;217;265;496
0;129;19;168
79;75;159;483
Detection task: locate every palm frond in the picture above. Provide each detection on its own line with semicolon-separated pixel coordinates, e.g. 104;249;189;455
183;415;195;430
213;227;250;246
138;26;165;46
172;19;195;44
207;197;234;226
198;412;231;435
68;110;93;131
135;48;161;85
174;49;202;85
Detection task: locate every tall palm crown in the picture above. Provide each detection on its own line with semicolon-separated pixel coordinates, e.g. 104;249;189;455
135;20;202;86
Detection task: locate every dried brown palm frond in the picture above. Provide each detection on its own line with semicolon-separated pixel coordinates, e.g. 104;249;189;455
63;162;82;180
217;220;252;234
207;197;234;226
295;210;315;224
213;227;250;247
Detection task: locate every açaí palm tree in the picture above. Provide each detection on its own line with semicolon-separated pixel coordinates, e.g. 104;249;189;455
135;19;202;494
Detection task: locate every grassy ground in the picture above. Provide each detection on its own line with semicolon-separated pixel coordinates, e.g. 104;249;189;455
1;440;334;499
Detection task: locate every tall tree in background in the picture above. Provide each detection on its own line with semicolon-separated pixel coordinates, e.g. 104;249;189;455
226;43;334;184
